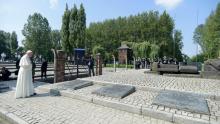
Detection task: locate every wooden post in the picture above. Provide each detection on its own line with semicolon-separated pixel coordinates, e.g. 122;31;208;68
133;57;136;69
96;53;102;76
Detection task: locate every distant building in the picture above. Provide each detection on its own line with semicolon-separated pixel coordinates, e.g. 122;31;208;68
118;44;132;64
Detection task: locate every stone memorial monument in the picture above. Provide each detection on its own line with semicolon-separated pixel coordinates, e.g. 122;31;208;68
92;84;135;98
153;90;210;115
202;58;220;79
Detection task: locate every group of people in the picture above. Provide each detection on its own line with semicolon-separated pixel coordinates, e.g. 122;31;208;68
154;56;179;65
15;55;48;82
0;50;49;98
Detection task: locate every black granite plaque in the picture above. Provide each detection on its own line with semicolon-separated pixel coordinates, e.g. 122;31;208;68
152;90;210;115
57;80;93;90
92;84;135;98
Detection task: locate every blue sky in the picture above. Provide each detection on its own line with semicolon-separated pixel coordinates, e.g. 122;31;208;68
0;0;219;57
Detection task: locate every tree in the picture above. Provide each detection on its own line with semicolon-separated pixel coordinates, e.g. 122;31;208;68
193;24;204;50
87;10;182;61
92;45;105;58
69;4;78;48
22;13;52;59
61;4;71;54
158;11;174;57
0;31;7;55
150;44;159;59
51;30;61;49
173;30;183;61
10;31;18;55
78;4;86;48
194;3;220;59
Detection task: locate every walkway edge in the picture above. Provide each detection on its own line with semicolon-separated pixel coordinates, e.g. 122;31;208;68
0;108;28;124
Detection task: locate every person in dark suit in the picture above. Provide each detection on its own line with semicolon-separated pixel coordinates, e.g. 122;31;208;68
15;59;20;75
41;60;48;79
0;67;11;81
88;56;95;76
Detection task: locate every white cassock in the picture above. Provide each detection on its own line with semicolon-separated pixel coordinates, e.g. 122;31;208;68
15;54;34;98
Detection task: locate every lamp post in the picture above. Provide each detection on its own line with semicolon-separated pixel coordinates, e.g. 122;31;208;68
39;55;42;62
112;55;116;72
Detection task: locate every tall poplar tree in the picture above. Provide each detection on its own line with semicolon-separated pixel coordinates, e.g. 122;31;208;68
69;4;78;48
61;4;71;54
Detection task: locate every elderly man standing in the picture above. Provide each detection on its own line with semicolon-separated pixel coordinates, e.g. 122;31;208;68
15;50;36;98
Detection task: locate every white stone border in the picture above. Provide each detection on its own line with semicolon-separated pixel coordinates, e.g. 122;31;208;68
0;108;28;124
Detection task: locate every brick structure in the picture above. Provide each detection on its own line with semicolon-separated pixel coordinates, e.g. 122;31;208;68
96;53;102;76
118;44;132;64
53;50;66;83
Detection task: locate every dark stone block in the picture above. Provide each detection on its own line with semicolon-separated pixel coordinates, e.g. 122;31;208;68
49;89;61;96
179;65;198;74
92;84;135;98
153;90;210;115
0;84;10;93
57;80;93;90
205;59;220;71
158;64;179;72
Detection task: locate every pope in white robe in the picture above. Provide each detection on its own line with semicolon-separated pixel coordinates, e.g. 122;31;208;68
15;50;35;98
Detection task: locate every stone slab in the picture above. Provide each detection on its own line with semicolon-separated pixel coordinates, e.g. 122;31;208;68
0;84;9;93
92;84;135;98
179;65;198;74
56;80;93;90
152;90;210;115
158;64;179;72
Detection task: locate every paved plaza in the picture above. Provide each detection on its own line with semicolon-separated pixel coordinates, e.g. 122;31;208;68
0;69;220;124
83;69;220;96
0;85;171;124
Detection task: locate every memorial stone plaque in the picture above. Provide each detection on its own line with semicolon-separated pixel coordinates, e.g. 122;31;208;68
152;90;210;115
92;84;135;98
56;80;93;90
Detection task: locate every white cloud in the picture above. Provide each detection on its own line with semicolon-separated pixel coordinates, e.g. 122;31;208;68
154;0;183;10
49;0;59;9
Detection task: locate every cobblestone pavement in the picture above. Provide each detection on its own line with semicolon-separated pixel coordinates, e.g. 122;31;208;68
83;69;220;95
41;82;220;123
0;89;173;124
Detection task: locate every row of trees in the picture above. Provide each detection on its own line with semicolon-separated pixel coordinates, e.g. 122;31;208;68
22;3;184;62
61;4;86;55
193;3;220;61
0;30;19;59
86;11;184;61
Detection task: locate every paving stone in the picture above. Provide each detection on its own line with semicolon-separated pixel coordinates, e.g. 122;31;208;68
92;84;135;98
153;90;210;115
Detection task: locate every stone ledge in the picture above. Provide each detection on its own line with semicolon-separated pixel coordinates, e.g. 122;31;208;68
173;114;209;124
0;108;28;124
142;107;173;122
